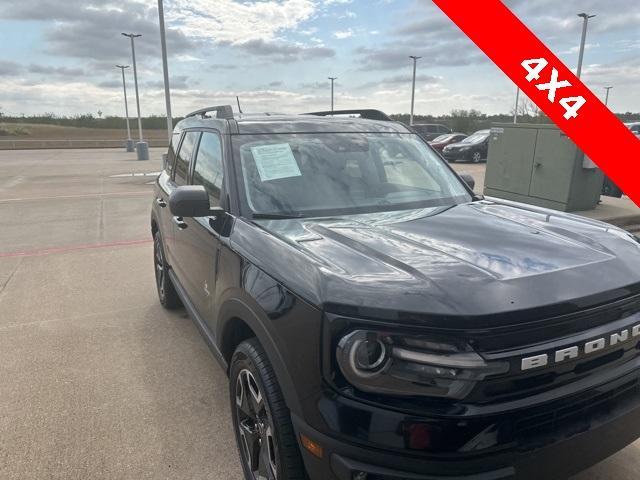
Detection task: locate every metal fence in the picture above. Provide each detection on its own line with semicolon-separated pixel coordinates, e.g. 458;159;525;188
0;139;168;150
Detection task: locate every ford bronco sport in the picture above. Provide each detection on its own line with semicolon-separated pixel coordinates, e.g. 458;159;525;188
151;106;640;480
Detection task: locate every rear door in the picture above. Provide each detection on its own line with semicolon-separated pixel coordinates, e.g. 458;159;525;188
170;131;225;322
155;131;182;247
166;130;200;266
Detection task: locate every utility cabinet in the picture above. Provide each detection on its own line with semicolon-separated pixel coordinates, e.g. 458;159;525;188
484;123;604;212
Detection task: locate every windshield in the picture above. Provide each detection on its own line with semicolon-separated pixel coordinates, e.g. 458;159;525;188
432;134;454;142
232;133;472;217
461;132;489;144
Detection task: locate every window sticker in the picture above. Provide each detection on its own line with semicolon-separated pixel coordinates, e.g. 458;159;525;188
251;143;302;181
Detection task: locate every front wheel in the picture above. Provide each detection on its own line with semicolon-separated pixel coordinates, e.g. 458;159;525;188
230;339;307;480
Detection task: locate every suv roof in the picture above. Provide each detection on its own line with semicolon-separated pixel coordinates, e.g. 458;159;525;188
174;106;412;135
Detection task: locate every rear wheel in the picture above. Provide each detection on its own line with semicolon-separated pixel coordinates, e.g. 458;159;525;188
153;231;181;309
472;151;482;163
230;339;307;480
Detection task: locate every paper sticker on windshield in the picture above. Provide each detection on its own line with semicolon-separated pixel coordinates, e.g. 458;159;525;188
251;143;301;181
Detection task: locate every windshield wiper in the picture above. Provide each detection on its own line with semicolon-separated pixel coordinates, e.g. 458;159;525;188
252;212;307;219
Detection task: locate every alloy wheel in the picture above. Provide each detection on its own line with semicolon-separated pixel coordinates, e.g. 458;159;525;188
154;236;165;300
472;151;482;163
235;369;278;480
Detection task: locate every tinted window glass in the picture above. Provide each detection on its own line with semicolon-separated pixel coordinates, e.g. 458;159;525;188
438;125;450;133
193;132;224;206
234;133;471;217
166;132;181;175
174;131;200;185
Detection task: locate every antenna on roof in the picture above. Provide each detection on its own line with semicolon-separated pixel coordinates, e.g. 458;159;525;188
236;96;243;115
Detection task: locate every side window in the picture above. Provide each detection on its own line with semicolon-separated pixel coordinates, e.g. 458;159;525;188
192;132;224;206
166;132;182;176
174;131;200;186
438;125;450;133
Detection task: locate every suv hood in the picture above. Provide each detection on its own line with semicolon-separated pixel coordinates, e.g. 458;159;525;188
232;200;640;323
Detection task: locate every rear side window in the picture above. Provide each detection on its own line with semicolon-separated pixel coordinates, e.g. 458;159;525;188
192;132;224;206
174;131;200;186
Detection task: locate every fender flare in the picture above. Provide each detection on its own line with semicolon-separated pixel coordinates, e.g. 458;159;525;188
217;296;303;416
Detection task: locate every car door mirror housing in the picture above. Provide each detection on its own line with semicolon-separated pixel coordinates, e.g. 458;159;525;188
460;173;475;191
169;185;223;217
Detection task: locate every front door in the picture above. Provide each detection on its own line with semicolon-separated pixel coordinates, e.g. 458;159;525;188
171;131;226;323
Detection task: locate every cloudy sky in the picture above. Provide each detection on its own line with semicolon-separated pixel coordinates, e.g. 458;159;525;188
0;0;638;117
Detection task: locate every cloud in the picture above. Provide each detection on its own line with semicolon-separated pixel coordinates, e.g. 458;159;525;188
208;63;238;71
359;73;441;89
27;64;85;77
0;0;194;62
234;39;335;63
145;75;192;90
167;0;316;44
0;61;23;76
334;29;354;39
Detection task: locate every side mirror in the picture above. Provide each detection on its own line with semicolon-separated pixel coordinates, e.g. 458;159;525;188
460;173;475;191
169;185;223;217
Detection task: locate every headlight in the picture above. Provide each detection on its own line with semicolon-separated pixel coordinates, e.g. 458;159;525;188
336;330;508;400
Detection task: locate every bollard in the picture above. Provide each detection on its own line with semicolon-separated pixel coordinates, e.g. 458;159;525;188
126;139;135;152
136;141;149;160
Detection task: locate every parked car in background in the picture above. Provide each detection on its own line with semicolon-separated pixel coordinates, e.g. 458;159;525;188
412;123;452;141
442;129;491;163
429;132;468;152
626;122;640;137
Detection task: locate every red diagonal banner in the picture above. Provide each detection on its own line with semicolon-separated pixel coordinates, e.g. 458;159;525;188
432;0;640;207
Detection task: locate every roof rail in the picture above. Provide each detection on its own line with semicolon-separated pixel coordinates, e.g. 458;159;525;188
304;109;392;121
186;105;234;119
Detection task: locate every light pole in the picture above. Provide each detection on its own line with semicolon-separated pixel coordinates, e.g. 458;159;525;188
122;32;148;160
576;13;596;79
157;0;173;142
328;77;337;112
409;56;421;126
513;87;520;124
604;86;613;106
115;65;134;152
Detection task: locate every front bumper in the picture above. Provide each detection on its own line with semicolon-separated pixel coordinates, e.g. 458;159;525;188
293;368;640;480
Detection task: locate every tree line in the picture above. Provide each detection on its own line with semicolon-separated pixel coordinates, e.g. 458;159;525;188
0;109;638;133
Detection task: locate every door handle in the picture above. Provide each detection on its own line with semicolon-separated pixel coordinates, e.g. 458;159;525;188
156;197;167;208
173;216;187;229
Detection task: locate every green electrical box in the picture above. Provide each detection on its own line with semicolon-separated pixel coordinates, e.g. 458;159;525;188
484;123;604;212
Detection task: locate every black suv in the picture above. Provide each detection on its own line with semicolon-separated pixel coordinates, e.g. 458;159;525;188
151;106;640;480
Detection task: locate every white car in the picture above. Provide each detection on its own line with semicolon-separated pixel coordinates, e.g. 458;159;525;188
626;122;640;137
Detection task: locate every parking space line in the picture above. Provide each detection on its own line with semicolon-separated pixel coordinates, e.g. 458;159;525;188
0;190;150;203
0;238;152;258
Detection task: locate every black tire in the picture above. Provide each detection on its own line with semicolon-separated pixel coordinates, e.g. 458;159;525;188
230;338;307;480
472;151;482;163
153;231;182;310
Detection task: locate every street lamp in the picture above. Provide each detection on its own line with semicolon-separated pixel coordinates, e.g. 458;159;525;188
328;77;337;113
121;32;148;160
604;86;613;106
409;56;422;126
576;13;596;79
115;65;134;152
157;0;173;142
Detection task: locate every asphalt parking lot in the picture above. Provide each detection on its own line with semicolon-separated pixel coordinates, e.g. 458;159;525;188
0;148;638;479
